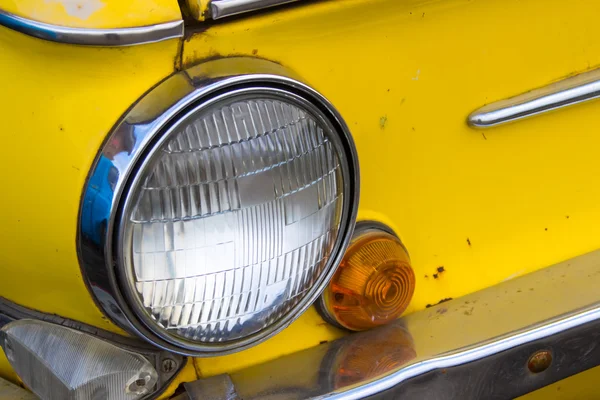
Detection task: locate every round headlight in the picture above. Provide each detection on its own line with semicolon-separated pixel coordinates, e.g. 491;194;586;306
116;88;357;353
79;58;359;355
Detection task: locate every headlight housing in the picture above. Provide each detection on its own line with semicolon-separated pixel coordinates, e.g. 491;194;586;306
79;58;359;355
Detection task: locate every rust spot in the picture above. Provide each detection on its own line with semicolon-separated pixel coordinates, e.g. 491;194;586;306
437;266;445;273
424;274;429;278
426;298;453;308
380;116;388;129
319;340;328;345
528;350;552;373
441;369;447;374
467;238;471;246
433;273;438;279
252;49;258;55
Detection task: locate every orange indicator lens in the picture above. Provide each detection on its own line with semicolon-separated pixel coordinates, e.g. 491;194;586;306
319;227;415;331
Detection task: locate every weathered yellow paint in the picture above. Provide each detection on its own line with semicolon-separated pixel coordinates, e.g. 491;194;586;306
0;0;181;29
1;0;600;397
519;365;600;399
0;25;179;378
179;0;600;378
183;0;210;21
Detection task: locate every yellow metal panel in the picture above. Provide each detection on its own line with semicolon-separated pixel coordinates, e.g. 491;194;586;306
0;29;178;329
520;365;600;399
0;0;181;28
1;0;600;396
180;0;600;378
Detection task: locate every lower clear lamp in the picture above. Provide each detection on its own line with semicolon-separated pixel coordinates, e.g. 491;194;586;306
0;319;158;400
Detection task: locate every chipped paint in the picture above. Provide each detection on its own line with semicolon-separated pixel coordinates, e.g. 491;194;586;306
184;0;211;20
502;270;525;282
379;115;387;129
44;0;105;20
412;69;420;81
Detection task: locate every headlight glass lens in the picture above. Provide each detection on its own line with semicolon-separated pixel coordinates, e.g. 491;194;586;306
121;94;346;345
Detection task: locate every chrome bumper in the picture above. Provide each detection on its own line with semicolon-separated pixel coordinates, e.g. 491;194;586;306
175;249;600;399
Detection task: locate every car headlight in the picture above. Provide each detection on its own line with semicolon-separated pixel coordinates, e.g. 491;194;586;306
79;58;359;355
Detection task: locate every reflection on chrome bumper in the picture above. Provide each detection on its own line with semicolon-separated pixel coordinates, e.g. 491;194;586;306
177;249;600;399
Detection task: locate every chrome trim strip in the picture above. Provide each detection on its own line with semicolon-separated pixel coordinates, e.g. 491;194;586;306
468;68;600;127
77;57;360;356
214;248;600;399
210;0;300;19
0;9;183;46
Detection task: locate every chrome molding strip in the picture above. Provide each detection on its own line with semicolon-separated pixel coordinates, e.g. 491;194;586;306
0;8;183;46
468;68;600;127
210;0;300;19
203;248;600;399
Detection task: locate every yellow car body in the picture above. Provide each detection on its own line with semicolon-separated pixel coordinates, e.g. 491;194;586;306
1;0;600;398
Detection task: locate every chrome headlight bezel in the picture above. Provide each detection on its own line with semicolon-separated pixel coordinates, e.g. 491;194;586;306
78;58;360;356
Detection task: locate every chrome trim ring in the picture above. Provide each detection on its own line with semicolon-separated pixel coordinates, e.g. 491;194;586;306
210;0;300;19
78;57;360;356
0;8;183;46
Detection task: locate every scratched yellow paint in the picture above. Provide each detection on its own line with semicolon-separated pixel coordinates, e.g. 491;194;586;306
181;0;600;379
0;0;181;28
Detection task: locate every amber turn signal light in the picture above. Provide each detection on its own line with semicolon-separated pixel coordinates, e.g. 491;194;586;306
317;223;415;331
